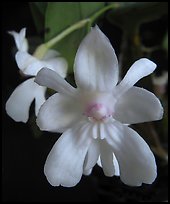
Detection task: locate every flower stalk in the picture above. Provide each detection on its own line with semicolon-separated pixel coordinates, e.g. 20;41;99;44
45;19;90;49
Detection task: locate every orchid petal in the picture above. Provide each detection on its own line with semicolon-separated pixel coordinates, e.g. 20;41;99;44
24;57;67;77
97;123;120;177
74;26;119;91
114;86;163;124
116;58;156;96
44;120;92;187
44;57;67;78
15;51;37;74
99;140;115;177
83;138;100;172
37;93;81;133
8;28;28;52
6;78;37;122
16;51;67;78
35;68;76;97
83;168;92;176
35;86;46;116
105;121;157;186
97;153;120;176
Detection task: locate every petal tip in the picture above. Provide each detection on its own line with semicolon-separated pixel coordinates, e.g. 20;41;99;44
21;27;27;32
93;24;100;31
34;67;48;85
5;99;28;123
153;97;164;121
158;105;164;120
36;115;45;131
7;31;14;35
140;58;157;72
143;170;157;185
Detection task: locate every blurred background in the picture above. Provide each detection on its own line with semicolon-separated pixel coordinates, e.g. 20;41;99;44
2;2;168;202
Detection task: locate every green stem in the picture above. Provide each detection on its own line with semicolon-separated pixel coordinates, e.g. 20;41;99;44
45;19;90;49
45;3;118;48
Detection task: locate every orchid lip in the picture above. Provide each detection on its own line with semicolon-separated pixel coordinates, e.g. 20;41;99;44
84;103;112;122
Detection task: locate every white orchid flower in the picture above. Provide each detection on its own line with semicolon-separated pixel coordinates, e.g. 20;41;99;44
35;26;163;187
6;28;67;123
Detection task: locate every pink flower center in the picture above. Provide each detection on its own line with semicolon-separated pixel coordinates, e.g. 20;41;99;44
85;103;111;121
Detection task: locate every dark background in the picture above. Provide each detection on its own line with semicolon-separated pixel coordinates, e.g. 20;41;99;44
2;2;168;202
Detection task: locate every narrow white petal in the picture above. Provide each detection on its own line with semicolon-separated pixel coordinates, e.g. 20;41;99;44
113;154;120;176
74;26;119;91
35;86;46;116
19;28;28;52
24;61;45;76
35;68;76;97
37;93;81;133
105;121;157;186
15;51;37;74
24;57;67;78
116;58;156;96
45;57;68;78
8;28;28;52
6;78;37;122
97;153;120;176
83;168;92;176
114;86;163;124
83;138;100;171
99;140;115;177
44;120;92;187
16;50;67;78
